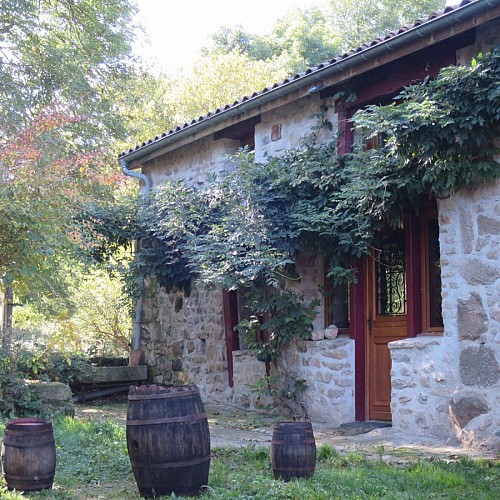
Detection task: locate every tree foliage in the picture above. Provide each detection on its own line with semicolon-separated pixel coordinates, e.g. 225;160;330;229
206;0;446;72
0;109;127;303
0;1;139;344
0;0;138;145
354;51;500;199
173;51;290;124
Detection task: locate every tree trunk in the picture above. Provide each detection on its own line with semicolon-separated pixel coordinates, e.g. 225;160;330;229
1;284;13;349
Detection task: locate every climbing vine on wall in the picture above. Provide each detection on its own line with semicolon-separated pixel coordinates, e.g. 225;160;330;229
85;49;500;360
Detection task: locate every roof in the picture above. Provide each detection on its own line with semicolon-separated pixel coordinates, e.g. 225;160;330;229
119;0;500;165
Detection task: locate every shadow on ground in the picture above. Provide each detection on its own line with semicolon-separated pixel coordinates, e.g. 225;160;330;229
75;395;497;462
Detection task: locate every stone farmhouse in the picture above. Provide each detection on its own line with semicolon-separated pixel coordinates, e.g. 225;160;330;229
119;0;500;451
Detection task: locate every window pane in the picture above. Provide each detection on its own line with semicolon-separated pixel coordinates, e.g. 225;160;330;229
376;229;406;316
328;284;350;329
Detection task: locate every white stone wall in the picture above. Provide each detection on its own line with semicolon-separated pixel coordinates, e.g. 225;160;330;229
279;338;355;424
145;136;240;188
255;95;337;162
390;180;500;450
389;336;459;440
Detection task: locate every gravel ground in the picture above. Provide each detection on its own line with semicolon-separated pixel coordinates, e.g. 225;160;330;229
74;395;498;462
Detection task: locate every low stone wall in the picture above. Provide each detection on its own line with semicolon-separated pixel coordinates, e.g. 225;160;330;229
75;365;147;384
389;336;458;441
207;350;271;411
280;337;355;424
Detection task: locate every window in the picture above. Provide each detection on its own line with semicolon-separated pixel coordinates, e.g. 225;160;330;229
421;209;443;332
376;228;406;316
324;266;350;332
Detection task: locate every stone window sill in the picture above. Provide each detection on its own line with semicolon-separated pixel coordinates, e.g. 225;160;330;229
417;331;444;337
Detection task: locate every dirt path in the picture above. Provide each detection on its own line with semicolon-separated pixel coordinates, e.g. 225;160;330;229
74;396;497;462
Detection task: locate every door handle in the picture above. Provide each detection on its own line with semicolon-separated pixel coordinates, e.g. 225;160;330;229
368;313;373;336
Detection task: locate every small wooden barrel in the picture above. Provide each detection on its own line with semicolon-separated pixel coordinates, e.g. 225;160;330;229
126;384;211;498
1;418;56;491
270;421;316;481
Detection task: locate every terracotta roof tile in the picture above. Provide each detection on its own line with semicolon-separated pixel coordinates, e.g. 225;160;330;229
119;1;478;159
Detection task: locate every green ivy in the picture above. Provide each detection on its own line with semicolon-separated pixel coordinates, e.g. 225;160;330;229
84;49;500;360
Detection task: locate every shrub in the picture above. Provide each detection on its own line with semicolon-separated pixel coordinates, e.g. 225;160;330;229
0;347;44;417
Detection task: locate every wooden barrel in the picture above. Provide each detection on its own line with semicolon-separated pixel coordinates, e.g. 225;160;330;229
1;418;56;491
270;421;316;481
126;384;211;498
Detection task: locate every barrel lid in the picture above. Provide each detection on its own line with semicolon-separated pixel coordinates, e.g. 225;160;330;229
272;421;313;431
128;383;200;397
5;417;52;430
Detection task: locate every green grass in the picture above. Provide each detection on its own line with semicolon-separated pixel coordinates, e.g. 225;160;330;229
0;420;499;499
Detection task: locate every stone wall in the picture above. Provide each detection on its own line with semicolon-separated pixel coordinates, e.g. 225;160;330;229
390;180;500;451
389;336;459;440
145;136;240;188
279;338;355;424
141;279;227;400
255;95;336;162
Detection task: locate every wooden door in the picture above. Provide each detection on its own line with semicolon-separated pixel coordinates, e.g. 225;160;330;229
366;227;407;421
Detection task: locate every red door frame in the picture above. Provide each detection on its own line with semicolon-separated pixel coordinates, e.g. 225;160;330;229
222;290;240;388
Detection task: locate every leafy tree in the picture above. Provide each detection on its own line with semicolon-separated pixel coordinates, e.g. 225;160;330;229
269;7;342;72
327;0;446;51
205;1;446;71
0;1;140;349
173;50;290;124
0;0;138;145
207;7;340;74
0;109;124;311
113;70;180;147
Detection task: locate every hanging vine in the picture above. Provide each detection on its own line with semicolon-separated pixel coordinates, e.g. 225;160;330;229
83;48;500;362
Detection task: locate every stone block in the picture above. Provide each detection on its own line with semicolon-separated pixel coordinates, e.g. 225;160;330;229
460;209;474;253
311;329;324;341
478;215;500;235
459;257;499;285
324;325;338;339
323;349;348;359
449;392;490;429
334;377;353;387
460;345;500;387
30;382;75;416
327;388;344;399
457;292;489;341
75;365;147;384
392;378;416;389
315;371;333;384
322;361;349;371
